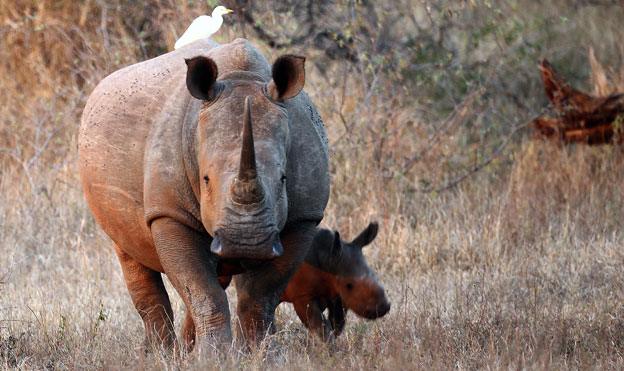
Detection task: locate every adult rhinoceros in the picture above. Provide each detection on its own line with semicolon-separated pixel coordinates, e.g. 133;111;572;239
79;38;329;350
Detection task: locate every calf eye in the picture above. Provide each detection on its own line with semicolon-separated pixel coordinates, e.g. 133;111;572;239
346;283;354;291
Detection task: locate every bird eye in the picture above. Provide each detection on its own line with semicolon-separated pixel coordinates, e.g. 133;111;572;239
203;175;209;184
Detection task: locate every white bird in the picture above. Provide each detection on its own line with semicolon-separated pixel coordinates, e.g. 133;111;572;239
174;5;234;50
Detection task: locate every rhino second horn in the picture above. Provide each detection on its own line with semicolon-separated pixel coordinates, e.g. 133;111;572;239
232;96;264;205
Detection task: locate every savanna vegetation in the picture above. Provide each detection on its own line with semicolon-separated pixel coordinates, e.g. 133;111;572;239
2;0;624;369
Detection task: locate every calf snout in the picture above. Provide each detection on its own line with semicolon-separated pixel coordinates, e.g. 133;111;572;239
362;297;391;319
346;281;391;320
375;299;391;318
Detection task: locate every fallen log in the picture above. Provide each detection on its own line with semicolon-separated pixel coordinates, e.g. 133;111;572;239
563;124;616;144
532;58;624;144
538;59;596;114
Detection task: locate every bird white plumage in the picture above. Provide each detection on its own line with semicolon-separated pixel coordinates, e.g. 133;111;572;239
174;5;233;50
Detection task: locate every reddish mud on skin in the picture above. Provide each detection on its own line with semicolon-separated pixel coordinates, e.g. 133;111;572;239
191;222;390;345
79;38;329;351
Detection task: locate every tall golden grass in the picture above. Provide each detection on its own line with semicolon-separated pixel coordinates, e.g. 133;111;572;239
2;1;624;369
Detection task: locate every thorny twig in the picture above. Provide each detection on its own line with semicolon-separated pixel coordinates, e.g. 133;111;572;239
402;87;486;175
414;119;531;194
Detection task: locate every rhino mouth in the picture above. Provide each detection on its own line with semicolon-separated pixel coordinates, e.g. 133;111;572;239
358;301;391;320
210;230;283;260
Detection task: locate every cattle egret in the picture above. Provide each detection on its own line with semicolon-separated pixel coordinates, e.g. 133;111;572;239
174;5;234;49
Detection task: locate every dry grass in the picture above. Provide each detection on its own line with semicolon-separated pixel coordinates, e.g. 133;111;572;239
3;1;624;370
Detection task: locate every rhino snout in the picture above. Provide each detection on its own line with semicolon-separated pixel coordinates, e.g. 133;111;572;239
210;230;283;260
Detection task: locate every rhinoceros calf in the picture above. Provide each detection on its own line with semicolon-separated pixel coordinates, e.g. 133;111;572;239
195;222;390;346
284;221;391;340
79;39;329;350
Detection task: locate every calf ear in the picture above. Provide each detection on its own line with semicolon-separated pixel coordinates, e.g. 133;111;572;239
267;54;305;101
185;56;220;101
351;222;379;248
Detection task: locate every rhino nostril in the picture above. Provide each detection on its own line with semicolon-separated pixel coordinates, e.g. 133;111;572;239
210;236;223;255
271;240;284;257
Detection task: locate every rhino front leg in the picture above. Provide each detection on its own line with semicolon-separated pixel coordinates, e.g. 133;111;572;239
182;309;195;352
234;222;317;346
114;243;176;349
181;275;233;352
151;217;232;353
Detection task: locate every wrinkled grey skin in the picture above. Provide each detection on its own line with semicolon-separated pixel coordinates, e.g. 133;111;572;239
79;38;329;351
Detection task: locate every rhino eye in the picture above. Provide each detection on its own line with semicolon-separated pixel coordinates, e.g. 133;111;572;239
280;174;287;183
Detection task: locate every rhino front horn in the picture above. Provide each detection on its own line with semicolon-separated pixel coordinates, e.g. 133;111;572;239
231;96;264;205
239;96;257;181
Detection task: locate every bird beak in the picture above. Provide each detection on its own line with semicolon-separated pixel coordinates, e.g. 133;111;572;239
225;8;234;14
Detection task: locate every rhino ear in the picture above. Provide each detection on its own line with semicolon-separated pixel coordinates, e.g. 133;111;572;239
351;222;379;248
185;56;220;101
267;54;305;101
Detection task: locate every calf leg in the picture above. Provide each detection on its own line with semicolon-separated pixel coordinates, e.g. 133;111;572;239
293;299;334;341
151;218;231;353
234;222;317;346
327;298;347;337
114;244;175;349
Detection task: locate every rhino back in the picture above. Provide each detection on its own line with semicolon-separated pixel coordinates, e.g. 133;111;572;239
79;39;219;269
79;38;328;268
79;39;277;268
141;39;273;229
